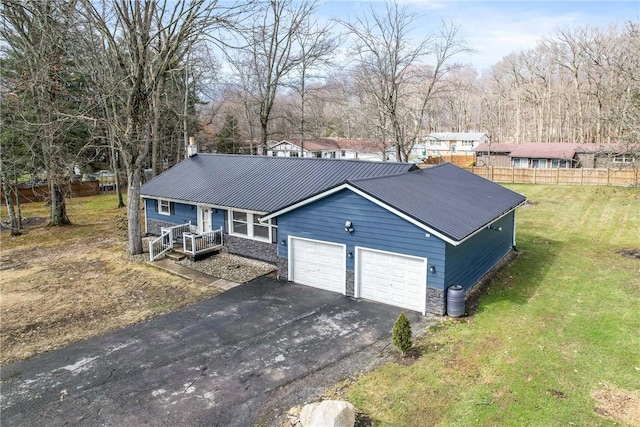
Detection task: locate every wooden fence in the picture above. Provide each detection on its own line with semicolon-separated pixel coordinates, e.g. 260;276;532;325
423;154;475;167
463;166;639;187
1;180;102;204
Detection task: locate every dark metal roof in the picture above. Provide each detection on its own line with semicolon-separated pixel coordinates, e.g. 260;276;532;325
140;154;417;212
348;163;526;242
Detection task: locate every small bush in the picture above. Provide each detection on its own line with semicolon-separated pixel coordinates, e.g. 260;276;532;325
392;312;412;356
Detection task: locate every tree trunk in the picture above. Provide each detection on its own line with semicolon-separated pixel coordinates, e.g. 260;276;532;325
48;181;70;226
151;79;162;177
109;134;125;208
1;170;21;236
126;166;143;255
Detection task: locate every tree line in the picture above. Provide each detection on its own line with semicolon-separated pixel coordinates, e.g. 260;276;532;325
1;0;638;255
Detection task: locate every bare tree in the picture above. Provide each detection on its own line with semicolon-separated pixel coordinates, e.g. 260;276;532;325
0;153;21;235
342;1;470;162
229;0;325;152
287;17;341;153
81;0;246;255
1;0;89;225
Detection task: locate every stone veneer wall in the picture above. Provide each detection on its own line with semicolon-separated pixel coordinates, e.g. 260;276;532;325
345;271;354;297
277;258;288;281
146;218;177;236
224;235;278;264
426;287;446;315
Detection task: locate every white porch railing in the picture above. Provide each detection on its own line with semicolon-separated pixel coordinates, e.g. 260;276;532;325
183;227;224;257
149;229;172;261
149;222;197;261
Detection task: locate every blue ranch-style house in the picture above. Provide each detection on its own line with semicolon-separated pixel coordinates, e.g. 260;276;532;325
140;152;526;315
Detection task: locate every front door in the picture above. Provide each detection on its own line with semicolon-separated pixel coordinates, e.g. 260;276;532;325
199;207;212;233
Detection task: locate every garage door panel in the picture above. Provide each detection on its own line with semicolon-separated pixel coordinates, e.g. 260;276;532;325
290;238;345;294
357;247;426;314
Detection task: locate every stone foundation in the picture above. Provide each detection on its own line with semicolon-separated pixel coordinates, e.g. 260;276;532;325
277;258;288;281
223;235;278;264
426;287;446;315
146;218;178;236
345;271;354;297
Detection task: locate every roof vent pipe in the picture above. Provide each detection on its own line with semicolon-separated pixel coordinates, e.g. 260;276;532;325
187;136;198;157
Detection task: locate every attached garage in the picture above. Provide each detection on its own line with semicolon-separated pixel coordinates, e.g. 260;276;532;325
355;247;427;315
289;237;346;294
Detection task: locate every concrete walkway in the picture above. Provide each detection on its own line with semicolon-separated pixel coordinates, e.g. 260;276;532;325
149;257;242;291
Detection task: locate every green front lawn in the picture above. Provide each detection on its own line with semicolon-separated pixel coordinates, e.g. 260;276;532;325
346;185;640;426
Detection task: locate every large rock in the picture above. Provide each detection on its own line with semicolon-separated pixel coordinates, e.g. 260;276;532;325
299;400;356;427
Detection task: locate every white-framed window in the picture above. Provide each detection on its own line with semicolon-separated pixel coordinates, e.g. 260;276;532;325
531;159;548;169
340;150;346;157
551;159;569;168
159;199;171;215
613;154;634;164
513;158;528;168
229;210;277;242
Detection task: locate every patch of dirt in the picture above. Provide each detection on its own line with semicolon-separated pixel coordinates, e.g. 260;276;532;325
354;411;373;427
547;389;567;400
392;347;422;366
592;386;640;426
617;248;640;260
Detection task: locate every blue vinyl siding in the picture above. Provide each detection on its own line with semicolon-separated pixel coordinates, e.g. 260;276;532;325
445;212;515;292
277;189;446;290
145;198;197;226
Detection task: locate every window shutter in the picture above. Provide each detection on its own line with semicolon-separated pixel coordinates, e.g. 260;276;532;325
223;210;228;232
154;199;158;212
170;202;175;215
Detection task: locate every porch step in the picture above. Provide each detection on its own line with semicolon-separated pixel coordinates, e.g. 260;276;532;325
165;251;186;261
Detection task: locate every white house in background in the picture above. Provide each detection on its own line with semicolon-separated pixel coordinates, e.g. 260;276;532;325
267;138;384;161
411;132;490;158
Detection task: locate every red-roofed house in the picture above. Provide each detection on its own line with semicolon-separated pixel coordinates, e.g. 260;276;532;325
474;142;639;168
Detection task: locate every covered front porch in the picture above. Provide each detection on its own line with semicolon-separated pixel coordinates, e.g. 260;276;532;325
148;222;224;261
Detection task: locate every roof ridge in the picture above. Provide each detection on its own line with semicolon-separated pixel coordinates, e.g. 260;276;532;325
347;163;452;184
195;153;413;166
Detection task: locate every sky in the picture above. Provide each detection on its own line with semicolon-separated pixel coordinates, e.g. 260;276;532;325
317;0;640;73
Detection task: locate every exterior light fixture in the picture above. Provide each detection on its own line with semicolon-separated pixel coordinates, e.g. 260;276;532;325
347;251;353;258
429;266;436;274
488;225;502;232
280;239;286;246
344;220;354;234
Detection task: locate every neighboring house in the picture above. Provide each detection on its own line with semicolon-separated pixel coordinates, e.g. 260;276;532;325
267;138;384;161
475;143;580;168
140;154;525;315
575;143;640;168
473;143;514;167
474;142;639;168
411;132;490;158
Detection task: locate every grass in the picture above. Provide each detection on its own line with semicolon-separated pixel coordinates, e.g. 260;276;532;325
343;185;640;426
0;194;222;365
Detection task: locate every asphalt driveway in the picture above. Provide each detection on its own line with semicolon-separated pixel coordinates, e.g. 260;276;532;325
1;276;432;426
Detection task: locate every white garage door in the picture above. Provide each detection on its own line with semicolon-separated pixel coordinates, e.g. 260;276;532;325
289;237;346;294
356;247;427;314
